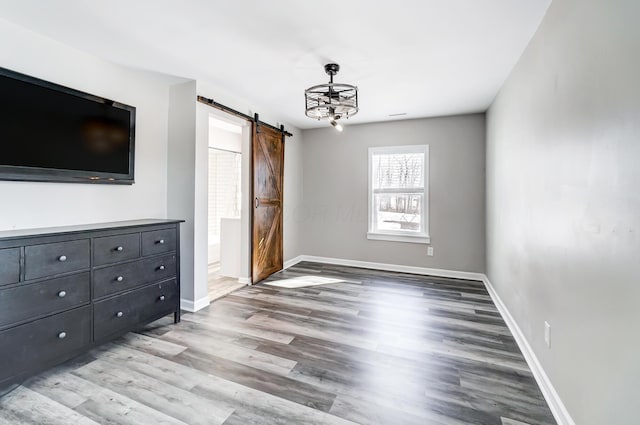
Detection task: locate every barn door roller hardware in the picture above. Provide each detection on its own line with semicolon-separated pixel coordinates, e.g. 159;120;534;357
197;95;292;137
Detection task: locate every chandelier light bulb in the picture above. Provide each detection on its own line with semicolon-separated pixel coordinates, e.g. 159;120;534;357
305;63;358;130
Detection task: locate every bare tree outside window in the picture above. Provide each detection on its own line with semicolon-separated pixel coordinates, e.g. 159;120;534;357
369;146;428;239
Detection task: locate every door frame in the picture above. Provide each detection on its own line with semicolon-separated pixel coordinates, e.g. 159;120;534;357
198;99;290;289
205;108;253;285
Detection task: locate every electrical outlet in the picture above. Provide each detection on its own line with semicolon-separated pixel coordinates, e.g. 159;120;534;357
427;246;434;256
544;321;551;348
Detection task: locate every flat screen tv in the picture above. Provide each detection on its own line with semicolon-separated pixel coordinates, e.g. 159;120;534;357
0;67;135;184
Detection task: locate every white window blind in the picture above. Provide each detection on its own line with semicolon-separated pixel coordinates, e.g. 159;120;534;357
368;145;430;244
208;149;242;244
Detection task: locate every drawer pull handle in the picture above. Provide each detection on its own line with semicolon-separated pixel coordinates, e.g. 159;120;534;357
116;311;124;318
158;265;166;271
116;246;124;252
58;332;67;339
116;276;124;282
158;239;165;245
159;295;166;301
58;290;67;298
58;255;67;262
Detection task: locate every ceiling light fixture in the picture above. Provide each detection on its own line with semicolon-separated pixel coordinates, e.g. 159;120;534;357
305;63;358;130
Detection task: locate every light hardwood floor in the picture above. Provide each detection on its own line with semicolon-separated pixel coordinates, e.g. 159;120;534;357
0;262;556;425
208;263;245;302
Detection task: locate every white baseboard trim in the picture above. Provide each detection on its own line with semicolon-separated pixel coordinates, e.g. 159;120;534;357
283;256;305;270
285;254;484;281
482;275;575;425
180;296;210;313
238;276;252;285
282;254;573;425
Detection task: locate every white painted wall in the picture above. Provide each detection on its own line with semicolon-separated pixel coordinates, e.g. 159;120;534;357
168;80;304;310
0;15;309;314
220;217;241;278
486;0;640;424
0;17;177;231
209;123;242;151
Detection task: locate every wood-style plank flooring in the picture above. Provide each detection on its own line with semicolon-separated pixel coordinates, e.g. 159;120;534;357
208;262;245;302
0;262;556;425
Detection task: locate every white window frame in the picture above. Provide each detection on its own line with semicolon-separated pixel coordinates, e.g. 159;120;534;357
367;145;430;244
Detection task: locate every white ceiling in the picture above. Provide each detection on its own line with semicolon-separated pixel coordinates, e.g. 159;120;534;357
0;0;550;129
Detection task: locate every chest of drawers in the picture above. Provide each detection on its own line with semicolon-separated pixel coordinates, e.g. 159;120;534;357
0;219;182;390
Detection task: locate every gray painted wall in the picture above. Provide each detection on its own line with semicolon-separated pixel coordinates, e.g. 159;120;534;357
167;81;197;303
486;1;640;424
283;131;304;262
301;115;486;273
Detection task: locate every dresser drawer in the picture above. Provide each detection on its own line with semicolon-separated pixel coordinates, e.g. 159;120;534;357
0;272;90;329
0;248;20;286
0;306;91;384
94;233;141;266
93;279;178;342
141;228;177;256
25;240;90;280
93;253;176;299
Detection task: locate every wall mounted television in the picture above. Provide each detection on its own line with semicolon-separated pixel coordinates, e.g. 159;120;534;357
0;67;136;184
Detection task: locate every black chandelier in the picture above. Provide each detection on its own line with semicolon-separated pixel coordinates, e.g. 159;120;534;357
305;63;358;131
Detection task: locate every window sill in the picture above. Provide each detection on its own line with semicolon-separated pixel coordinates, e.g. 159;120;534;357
367;232;430;244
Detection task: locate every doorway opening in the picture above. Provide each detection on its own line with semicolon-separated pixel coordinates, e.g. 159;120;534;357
207;116;246;301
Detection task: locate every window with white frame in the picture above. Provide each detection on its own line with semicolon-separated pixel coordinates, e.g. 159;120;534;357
368;145;430;244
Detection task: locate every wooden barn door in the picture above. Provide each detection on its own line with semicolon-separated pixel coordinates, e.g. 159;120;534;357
252;124;284;283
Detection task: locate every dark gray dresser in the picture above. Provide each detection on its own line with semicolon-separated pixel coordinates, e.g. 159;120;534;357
0;219;183;390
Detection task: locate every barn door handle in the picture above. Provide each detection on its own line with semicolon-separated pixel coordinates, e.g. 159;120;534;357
255;197;259;208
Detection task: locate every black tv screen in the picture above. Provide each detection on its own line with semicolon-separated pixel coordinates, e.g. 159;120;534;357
0;67;135;184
